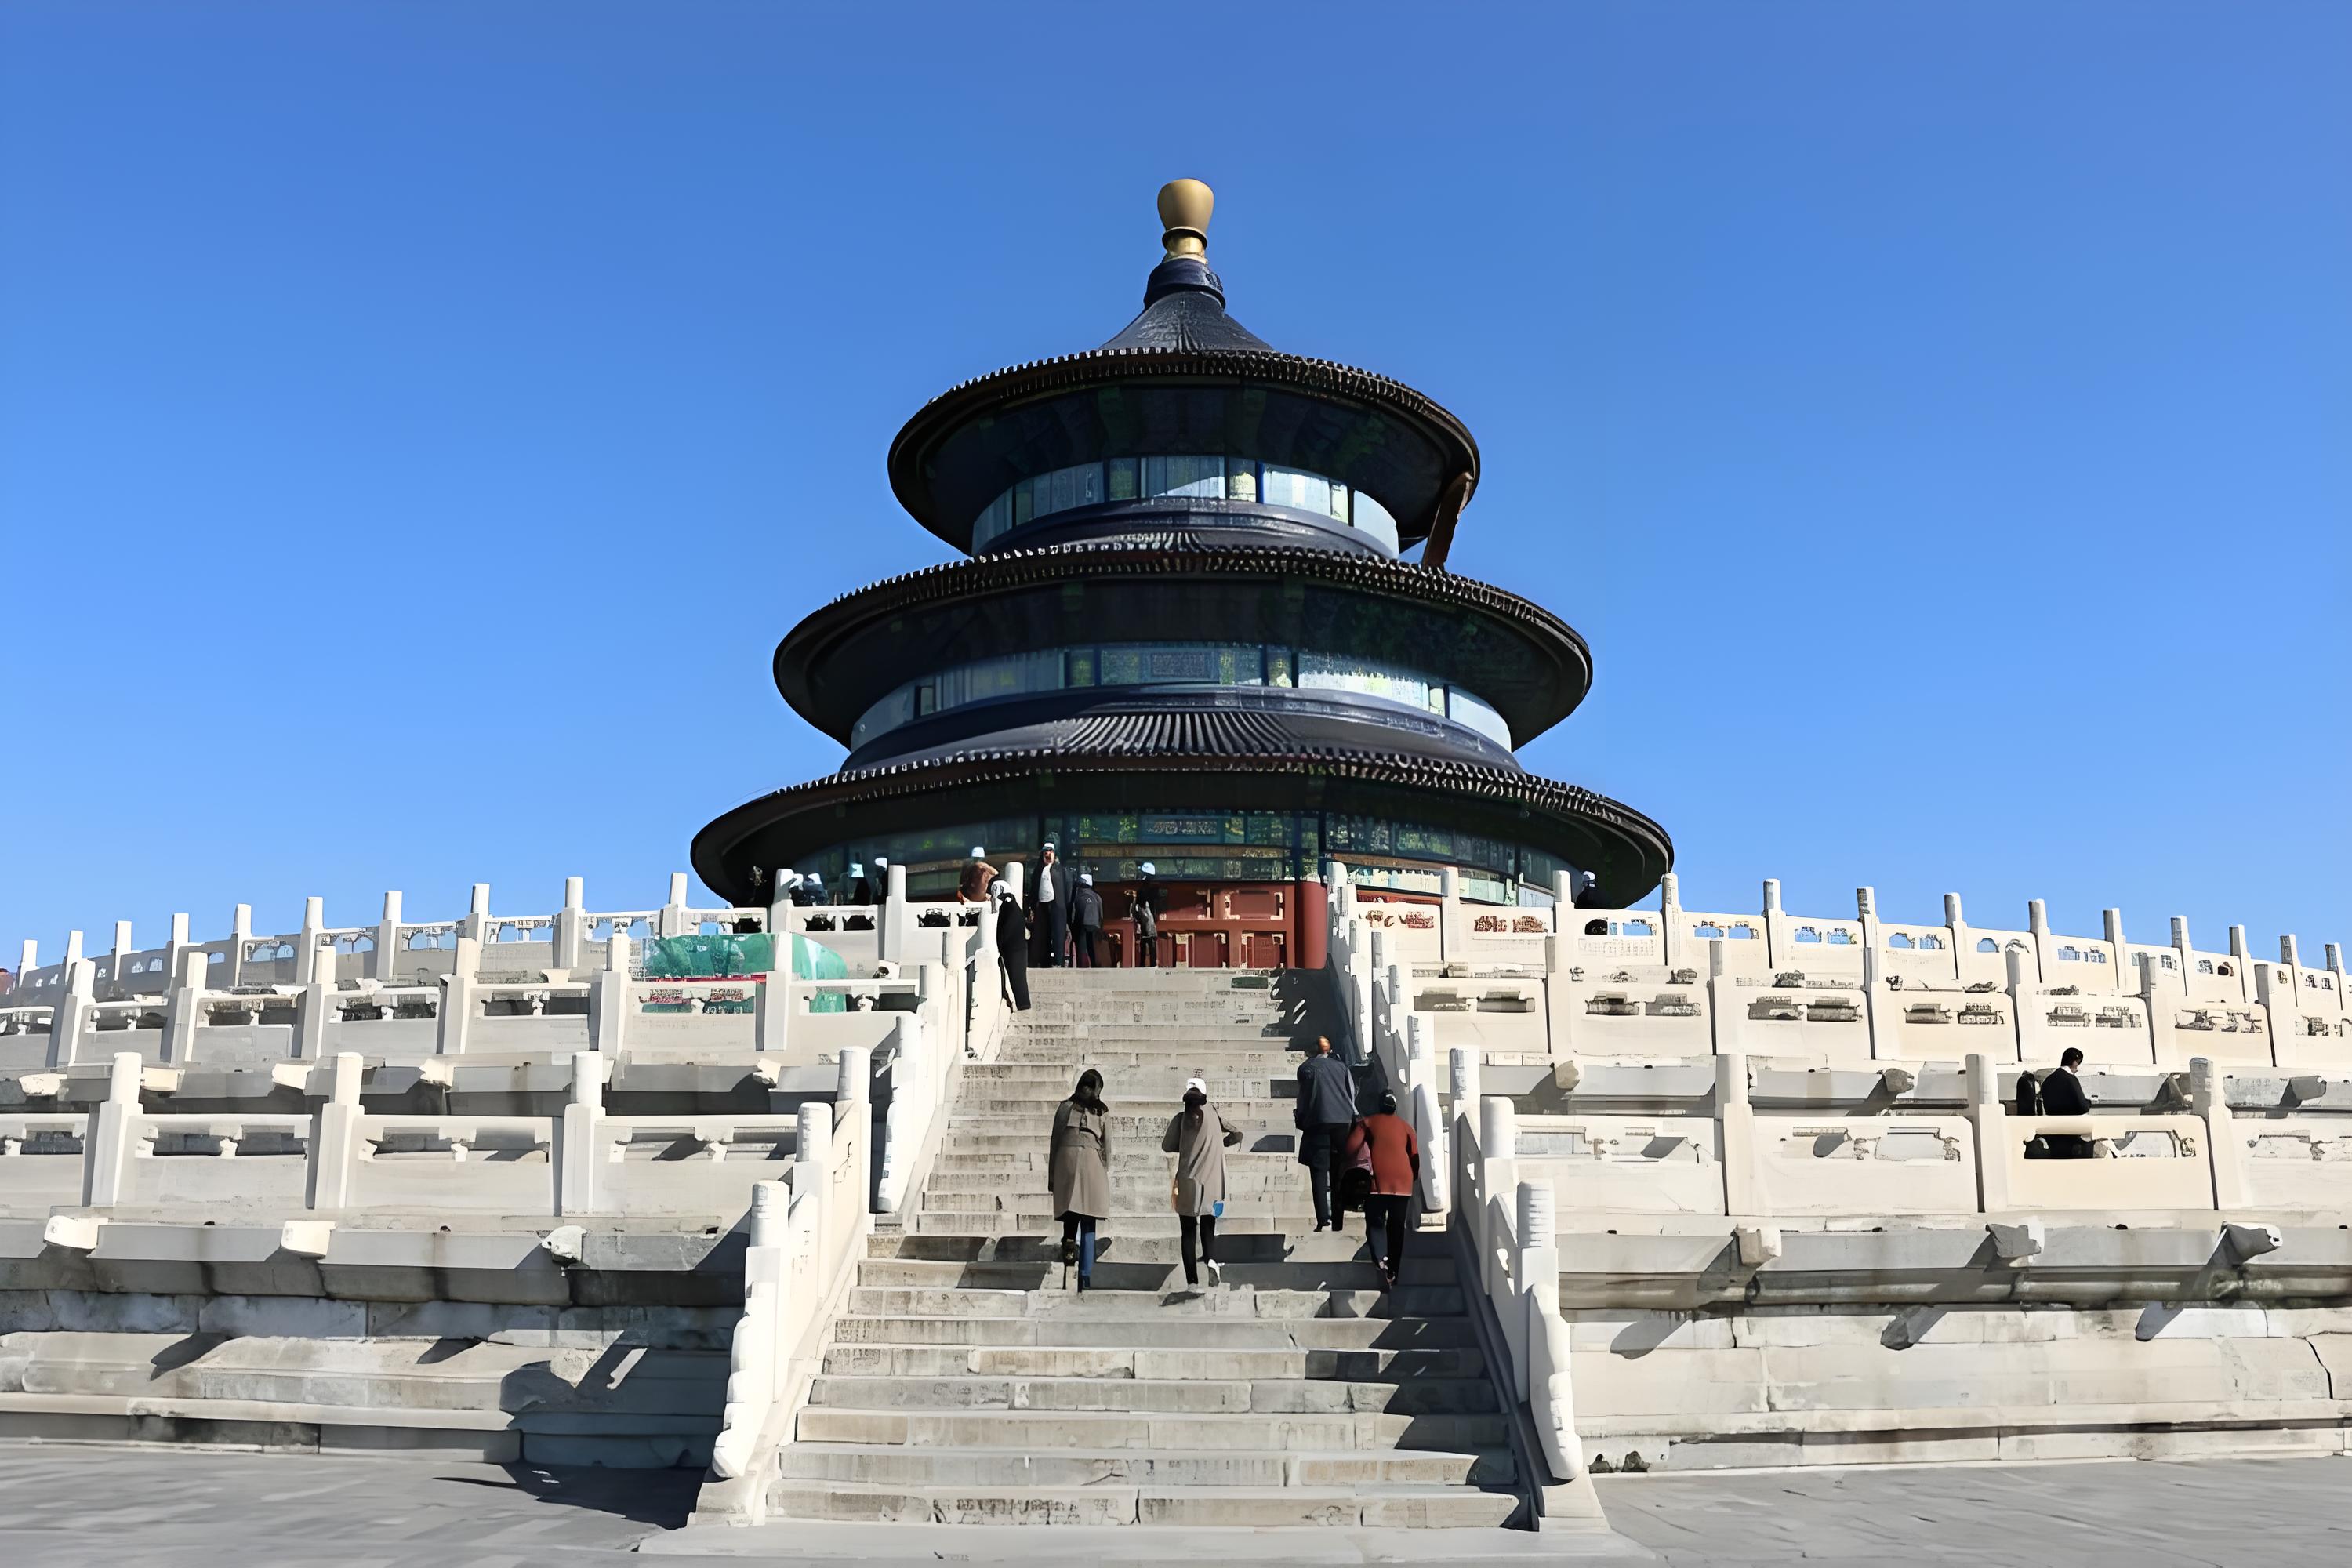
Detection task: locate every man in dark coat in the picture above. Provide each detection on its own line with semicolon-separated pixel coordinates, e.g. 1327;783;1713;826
1031;842;1072;967
1132;862;1168;967
1069;873;1105;968
2038;1046;2093;1158
994;887;1031;1011
1294;1034;1360;1232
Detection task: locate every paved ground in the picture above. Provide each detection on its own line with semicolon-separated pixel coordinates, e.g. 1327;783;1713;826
2;1445;2350;1565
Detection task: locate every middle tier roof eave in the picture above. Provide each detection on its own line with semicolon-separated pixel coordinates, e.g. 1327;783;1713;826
771;541;1594;746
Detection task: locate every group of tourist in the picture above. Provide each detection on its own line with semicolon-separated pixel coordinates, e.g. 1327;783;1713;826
1046;1035;1421;1296
967;843;1173;1008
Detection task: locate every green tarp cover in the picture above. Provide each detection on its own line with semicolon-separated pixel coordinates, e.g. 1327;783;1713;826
640;932;848;1012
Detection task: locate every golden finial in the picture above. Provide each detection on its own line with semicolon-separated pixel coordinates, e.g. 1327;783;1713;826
1157;179;1214;261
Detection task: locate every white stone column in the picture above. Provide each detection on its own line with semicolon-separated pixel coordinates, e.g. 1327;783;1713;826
49;958;96;1069
308;1051;365;1211
657;872;692;938
1438;866;1464;962
162;949;209;1065
296;896;329;988
375;891;404;983
107;920;133;996
589;934;632;1054
164;913;193;1002
82;1051;144;1208
1657;873;1684;969
1715;1053;1756;1218
558;1050;607;1216
437;937;481;1054
2189;1056;2245;1210
554;877;587;972
1965;1052;2011;1213
459;883;492;949
880;862;908;965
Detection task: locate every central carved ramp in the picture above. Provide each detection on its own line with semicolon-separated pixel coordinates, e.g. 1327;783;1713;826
765;968;1523;1528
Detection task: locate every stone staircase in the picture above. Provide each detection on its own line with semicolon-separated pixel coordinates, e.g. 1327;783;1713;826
764;967;1524;1528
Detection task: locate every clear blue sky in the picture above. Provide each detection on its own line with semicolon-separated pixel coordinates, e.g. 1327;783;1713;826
2;2;2345;961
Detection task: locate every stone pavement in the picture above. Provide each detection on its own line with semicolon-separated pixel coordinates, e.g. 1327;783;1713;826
2;1445;2349;1565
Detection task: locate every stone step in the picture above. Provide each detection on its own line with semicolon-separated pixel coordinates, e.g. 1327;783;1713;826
761;1478;1523;1527
949;1099;1294;1121
793;1406;1513;1457
931;1147;1305;1171
869;1232;1446;1269
855;1258;1443;1293
920;1178;1301;1205
819;1343;1487;1382
912;1210;1339;1236
841;1286;1465;1320
1011;1024;1308;1040
964;1065;1299;1089
829;1315;1479;1350
942;1132;1301;1155
991;1049;1305;1069
806;1374;1499;1416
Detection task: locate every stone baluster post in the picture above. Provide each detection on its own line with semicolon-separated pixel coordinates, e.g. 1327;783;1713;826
554;877;587;972
589;934;632;1054
1513;1179;1559;1404
83;1051;144;1208
2227;926;2251;1001
1438;865;1464;962
162;949;209;1065
754;936;792;1055
1658;872;1685;970
296;897;328;989
1715;1052;1756;1218
2024;899;2051;984
558;1050;608;1216
49;958;96;1069
880;863;908;965
657;873;692;938
796;1098;837;1294
837;1044;873;1213
459;883;492;949
1759;879;1785;967
1944;892;1972;978
2103;909;2128;987
309;1051;365;1210
2188;1056;2245;1210
162;913;193;1001
437;937;481;1054
108;920;133;995
374;891;404;983
1965;1052;2011;1213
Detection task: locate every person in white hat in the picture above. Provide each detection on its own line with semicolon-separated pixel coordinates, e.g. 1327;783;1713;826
1132;862;1167;967
1163;1074;1243;1290
1069;870;1105;967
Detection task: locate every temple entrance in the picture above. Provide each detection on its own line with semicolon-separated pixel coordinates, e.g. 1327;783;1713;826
1063;878;1324;970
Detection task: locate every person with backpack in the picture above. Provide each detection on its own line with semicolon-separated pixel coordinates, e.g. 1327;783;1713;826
1345;1093;1421;1291
1294;1034;1359;1232
1050;1068;1112;1292
1162;1076;1243;1289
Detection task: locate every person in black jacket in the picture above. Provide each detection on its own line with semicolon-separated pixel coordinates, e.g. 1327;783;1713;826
1032;843;1073;967
1132;862;1168;968
1069;873;1105;968
995;887;1031;1011
1294;1034;1360;1232
2038;1047;2093;1158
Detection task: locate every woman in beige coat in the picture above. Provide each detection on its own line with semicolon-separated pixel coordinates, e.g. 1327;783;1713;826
1050;1068;1112;1292
1162;1076;1243;1288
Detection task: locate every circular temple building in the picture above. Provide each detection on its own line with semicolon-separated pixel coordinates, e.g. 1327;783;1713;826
693;180;1671;965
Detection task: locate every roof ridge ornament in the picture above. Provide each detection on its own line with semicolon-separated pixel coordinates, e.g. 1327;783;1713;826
1158;178;1213;260
1143;177;1225;308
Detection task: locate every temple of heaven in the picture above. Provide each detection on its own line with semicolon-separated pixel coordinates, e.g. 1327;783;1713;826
692;180;1671;967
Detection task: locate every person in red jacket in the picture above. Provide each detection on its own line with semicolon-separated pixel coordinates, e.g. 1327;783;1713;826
1345;1093;1420;1291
